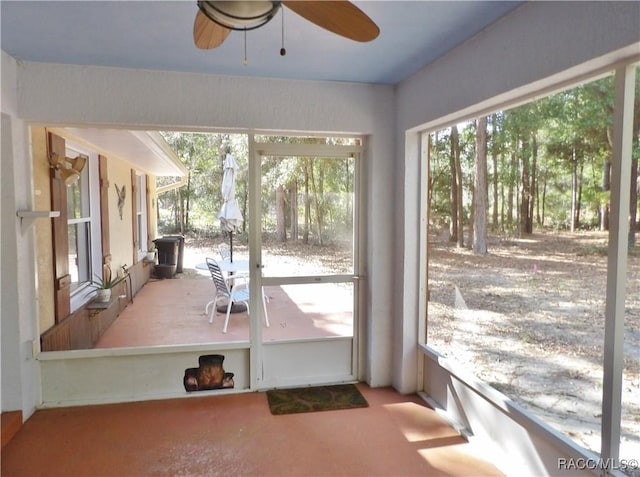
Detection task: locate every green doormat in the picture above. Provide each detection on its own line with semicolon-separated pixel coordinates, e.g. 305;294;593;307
266;384;369;415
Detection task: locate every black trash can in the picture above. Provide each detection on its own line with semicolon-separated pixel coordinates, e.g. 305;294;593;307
162;234;185;273
153;237;179;278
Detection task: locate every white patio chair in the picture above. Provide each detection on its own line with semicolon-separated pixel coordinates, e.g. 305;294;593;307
217;242;249;283
218;243;231;261
205;257;270;333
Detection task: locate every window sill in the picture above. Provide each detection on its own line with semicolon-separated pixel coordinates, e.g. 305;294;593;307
86;295;120;311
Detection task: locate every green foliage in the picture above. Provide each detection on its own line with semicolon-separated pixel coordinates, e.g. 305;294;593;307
90;264;127;290
428;68;640;235
159;132;248;235
158;133;358;246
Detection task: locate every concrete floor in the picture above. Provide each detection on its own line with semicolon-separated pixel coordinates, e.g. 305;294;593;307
95;272;353;348
7;256;506;475
1;384;504;477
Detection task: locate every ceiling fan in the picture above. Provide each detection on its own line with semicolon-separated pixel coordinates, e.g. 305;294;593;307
193;1;380;50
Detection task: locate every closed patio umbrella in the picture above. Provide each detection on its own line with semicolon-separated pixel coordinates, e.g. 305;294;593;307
218;152;243;262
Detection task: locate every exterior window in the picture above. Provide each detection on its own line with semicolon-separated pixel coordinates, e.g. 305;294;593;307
136;173;147;257
66;143;101;310
67;147;91;293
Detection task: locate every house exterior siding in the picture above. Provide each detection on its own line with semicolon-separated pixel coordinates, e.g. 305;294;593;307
27;127;158;337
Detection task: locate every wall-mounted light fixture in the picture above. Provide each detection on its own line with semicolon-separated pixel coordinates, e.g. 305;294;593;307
49;152;88;186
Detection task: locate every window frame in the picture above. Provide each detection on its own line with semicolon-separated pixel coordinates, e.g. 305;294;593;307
415;61;639;467
135;172;148;261
65;141;102;312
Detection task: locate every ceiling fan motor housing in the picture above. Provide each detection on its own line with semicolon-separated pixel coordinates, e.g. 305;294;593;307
198;1;281;31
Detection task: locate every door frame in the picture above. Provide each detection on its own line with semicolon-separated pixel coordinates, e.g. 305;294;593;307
247;135;365;389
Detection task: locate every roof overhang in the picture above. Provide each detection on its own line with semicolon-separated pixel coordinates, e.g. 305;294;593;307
50;127;187;178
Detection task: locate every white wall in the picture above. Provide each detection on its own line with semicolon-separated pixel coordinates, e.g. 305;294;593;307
17;64;390;134
39;346;251;406
423;352;602;477
1;51;42;417
394;0;640;394
1;56;396;413
397;1;640;134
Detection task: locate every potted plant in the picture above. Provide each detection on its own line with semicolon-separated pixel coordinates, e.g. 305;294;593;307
145;244;156;262
91;264;127;303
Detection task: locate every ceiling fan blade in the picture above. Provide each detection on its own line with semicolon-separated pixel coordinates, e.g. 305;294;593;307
283;1;379;42
193;10;231;49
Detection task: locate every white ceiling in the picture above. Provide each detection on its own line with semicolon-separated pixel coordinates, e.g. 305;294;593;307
1;1;522;85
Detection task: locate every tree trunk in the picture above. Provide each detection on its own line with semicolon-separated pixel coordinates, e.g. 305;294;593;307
600;204;610;231
576;156;584;229
541;179;547;227
290;181;298;241
185;170;191;232
473;117;489;254
491;115;499;230
449;126;459;242
500;180;505;232
241;182;248;234
603;159;611;191
176;188;184;234
309;162;324;245
602;127;614;231
427;135;435;216
629;157;638;249
453;130;464;248
601;158;611;231
172;189;178;230
570;147;577;232
345;160;353;230
528;133;537;233
535;173;540;225
507;152;516;226
467;186;475;249
520;137;530;235
276;185;287;242
303;159;310;244
426;133;435;227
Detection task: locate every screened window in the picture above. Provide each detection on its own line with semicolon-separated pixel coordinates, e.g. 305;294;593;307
423;66;639;464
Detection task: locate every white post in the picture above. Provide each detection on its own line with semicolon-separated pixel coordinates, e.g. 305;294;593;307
248;134;264;390
601;64;635;463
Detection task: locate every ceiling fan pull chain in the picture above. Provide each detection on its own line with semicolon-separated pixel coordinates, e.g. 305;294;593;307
280;7;286;56
243;29;248;66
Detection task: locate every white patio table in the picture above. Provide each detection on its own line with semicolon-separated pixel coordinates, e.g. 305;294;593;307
195;259;249;274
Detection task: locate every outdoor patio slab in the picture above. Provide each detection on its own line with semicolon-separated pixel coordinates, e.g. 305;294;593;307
95;272;352;349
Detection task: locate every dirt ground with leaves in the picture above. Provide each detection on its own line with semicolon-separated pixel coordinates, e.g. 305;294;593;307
427;230;640;464
181;231;639;464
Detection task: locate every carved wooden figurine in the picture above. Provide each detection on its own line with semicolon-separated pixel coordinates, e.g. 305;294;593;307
114;183;126;220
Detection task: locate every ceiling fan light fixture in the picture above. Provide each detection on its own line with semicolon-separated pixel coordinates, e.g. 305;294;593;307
197;1;281;31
